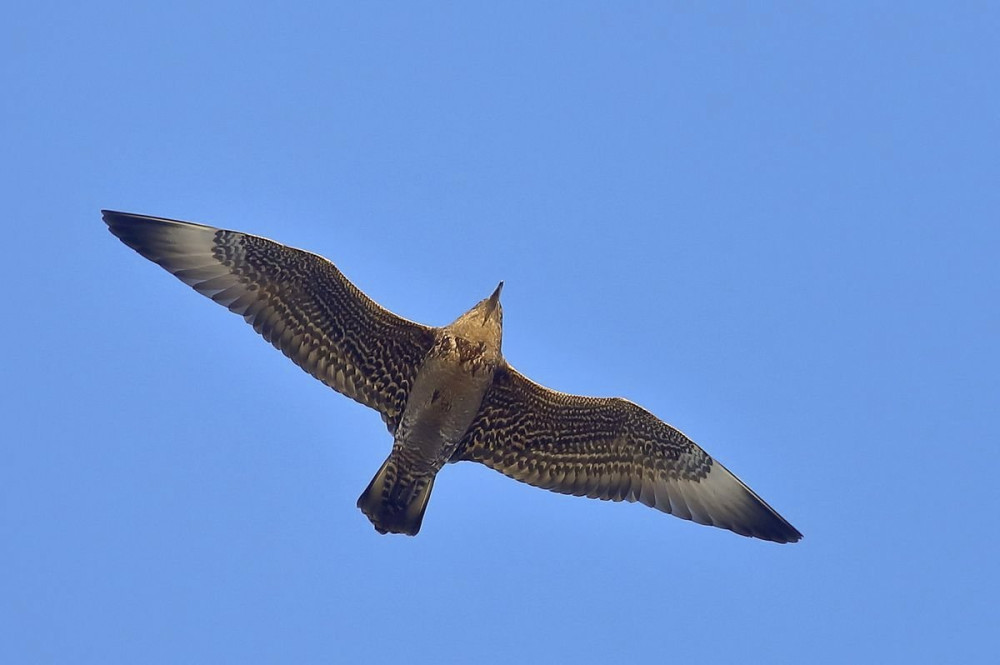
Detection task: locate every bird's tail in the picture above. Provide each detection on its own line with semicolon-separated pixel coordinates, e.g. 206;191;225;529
357;455;435;536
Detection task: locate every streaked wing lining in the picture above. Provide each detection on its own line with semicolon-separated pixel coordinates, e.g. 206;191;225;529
454;365;802;543
103;210;435;432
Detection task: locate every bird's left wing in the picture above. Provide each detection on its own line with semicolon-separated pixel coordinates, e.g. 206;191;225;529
453;364;802;543
103;210;435;432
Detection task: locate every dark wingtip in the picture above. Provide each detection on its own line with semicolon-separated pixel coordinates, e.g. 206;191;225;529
102;210;136;245
101;210;154;248
101;209;141;223
102;210;153;237
757;512;803;544
102;210;197;227
101;209;126;227
753;505;803;545
768;529;803;545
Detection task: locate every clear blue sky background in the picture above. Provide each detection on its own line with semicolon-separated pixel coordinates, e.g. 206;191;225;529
3;2;998;663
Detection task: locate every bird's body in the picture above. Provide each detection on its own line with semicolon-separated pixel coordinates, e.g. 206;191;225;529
103;210;802;543
359;299;503;534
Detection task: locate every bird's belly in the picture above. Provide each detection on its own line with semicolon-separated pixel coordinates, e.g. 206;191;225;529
394;360;492;472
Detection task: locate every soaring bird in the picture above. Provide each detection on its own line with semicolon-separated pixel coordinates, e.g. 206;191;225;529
103;210;802;543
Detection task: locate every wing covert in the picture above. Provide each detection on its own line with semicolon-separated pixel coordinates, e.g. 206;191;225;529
103;210;435;432
454;365;802;543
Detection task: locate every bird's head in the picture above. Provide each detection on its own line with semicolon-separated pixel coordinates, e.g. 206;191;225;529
447;281;504;353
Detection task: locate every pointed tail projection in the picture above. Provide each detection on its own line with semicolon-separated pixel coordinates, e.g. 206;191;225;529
357;456;436;536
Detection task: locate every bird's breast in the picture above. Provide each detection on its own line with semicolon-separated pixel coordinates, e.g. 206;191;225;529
393;338;495;471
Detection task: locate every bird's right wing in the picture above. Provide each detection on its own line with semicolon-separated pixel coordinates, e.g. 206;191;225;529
453;365;801;543
103;210;436;432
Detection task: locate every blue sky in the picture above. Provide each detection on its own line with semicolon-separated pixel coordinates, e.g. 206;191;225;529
3;2;998;663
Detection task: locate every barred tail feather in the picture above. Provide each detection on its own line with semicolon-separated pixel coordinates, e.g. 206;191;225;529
357;456;435;536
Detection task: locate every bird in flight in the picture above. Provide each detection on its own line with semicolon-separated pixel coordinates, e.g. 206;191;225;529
103;210;802;543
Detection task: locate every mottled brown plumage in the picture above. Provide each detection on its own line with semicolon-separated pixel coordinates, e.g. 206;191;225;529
103;210;802;543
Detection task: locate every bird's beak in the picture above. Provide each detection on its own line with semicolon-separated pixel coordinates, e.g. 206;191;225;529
484;281;503;322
